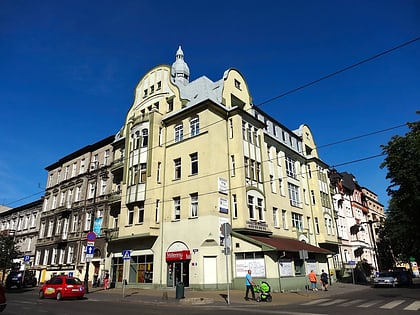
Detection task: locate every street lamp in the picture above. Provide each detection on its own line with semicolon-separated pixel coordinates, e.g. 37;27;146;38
83;162;109;293
350;220;380;271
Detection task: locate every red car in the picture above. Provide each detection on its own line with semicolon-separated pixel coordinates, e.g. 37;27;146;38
39;275;85;300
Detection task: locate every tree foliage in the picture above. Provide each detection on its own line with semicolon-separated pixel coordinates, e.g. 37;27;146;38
380;114;420;264
0;233;22;280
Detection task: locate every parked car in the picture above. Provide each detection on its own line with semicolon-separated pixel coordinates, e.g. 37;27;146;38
39;275;85;300
5;270;37;289
373;271;398;287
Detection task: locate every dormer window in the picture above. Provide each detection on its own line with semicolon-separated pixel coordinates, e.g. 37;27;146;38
157;81;161;90
150;86;154;94
234;79;241;90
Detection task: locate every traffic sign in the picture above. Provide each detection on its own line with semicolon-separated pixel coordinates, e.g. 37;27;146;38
86;246;95;255
86;231;97;242
24;255;30;262
122;250;131;260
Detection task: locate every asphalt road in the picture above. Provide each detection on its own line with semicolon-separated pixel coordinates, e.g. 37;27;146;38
2;282;420;315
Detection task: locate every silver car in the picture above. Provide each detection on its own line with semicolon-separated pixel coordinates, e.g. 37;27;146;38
373;271;398;287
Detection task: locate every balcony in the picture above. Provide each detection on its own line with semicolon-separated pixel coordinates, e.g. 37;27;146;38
110;158;124;173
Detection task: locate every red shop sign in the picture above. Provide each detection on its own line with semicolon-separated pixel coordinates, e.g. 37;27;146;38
166;250;191;261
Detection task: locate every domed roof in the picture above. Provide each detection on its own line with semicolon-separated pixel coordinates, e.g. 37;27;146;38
171;46;190;86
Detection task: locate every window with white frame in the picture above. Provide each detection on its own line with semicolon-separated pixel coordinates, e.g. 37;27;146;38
81;245;86;263
100;178;107;195
52;248;58;265
155;200;160;224
84;212;92;231
104;149;110;165
62;217;69;239
190;193;198;218
59;249;65;264
80;158;86;174
229;119;234;138
288;183;301;207
314;217;320;234
140;163;147;183
230;155;236;176
67;189;73;208
174;158;181;179
256;198;264;221
138;201;144;224
157;162;161;182
190;153;198;175
282;210;288;229
232;194;238;218
89;182;96;199
39;221;46;238
59;191;65;207
64;165;69;180
71;214;78;232
43;249;49;265
35;250;41;265
57;170;61;184
174;123;183;142
55;218;62;235
273;208;279;228
141;129;148;147
72;162;77;177
173;197;181;220
75;186;81;202
285;156;297;179
292;212;303;232
31;213;37;228
247;195;255;219
47;219;54;237
127;207;134;225
244;157;249;178
52;195;57;209
190;117;199;137
67;246;74;264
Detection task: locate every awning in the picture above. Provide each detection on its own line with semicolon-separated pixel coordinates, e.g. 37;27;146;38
236;233;332;254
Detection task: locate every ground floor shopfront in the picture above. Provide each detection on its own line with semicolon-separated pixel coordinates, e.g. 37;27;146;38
103;232;336;292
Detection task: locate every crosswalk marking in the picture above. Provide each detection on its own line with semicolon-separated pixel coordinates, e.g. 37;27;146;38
301;298;330;305
341;299;364;307
358;300;382;307
322;298;347;306
380;300;405;309
404;301;420;311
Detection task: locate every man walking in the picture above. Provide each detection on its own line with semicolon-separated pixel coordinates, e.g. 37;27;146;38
320;269;329;291
244;269;255;300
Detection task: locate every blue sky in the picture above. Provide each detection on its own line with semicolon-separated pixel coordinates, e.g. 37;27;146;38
0;0;418;208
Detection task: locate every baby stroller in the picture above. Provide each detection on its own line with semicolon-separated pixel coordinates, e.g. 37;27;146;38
253;281;272;302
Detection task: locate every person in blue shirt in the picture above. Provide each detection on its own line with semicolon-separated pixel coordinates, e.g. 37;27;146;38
244;269;255;301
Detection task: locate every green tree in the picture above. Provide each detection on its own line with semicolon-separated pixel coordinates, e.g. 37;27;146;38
380;114;420;265
0;233;22;281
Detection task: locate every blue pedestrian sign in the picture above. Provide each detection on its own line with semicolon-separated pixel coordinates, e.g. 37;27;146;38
24;255;30;262
86;246;95;255
122;250;131;260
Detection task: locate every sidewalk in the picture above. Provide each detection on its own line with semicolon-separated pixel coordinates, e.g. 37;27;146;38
87;282;369;306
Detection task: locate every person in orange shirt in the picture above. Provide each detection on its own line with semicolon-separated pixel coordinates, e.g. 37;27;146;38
308;270;318;291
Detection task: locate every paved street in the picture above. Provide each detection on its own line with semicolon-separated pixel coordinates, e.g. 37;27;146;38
2;280;419;315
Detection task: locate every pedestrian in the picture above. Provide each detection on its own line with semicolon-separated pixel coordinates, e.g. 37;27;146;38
103;272;109;290
244;269;255;301
0;281;6;312
308;270;318;291
320;269;329;291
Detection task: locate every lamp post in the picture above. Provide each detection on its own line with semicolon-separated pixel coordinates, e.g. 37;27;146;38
83;162;108;293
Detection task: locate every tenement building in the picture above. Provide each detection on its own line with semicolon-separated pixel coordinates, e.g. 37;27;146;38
103;47;338;291
34;136;114;283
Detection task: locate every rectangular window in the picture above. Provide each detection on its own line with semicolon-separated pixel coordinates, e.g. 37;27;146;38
230;155;236;176
137;202;144;224
174;124;183;142
315;217;320;234
248;195;255;219
232;194;238;218
52;195;57;209
173;197;181;220
190;117;199;136
84;212;92;231
67;246;74;264
270;208;277;229
81;245;86;263
40;221;46;238
64;165;69;180
72;214;78;232
80;158;86;174
282;210;288;229
140;163;147;183
285;156;297;179
75;186;81;202
242;121;247;141
52;248;58;265
128;207;134;225
292;212;303;232
59;249;65;264
190;193;198;218
288;183;301;207
72;162;77;177
47;219;54;237
244;157;249;178
43;249;49;266
100;178;107;195
157;162;161;182
190;153;198;175
229;119;234;138
174;158;181;179
155;200;160;224
55;218;62;235
256;198;264;221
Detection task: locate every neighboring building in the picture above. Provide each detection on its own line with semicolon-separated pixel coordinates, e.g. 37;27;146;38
330;171;383;274
105;47;336;292
34;136;114;283
0;199;43;280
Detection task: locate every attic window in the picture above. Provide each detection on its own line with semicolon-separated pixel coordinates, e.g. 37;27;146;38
157;81;162;90
150;86;154;94
234;79;241;90
143;89;148;98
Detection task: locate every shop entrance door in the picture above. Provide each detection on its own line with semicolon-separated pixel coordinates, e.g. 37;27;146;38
167;261;189;287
